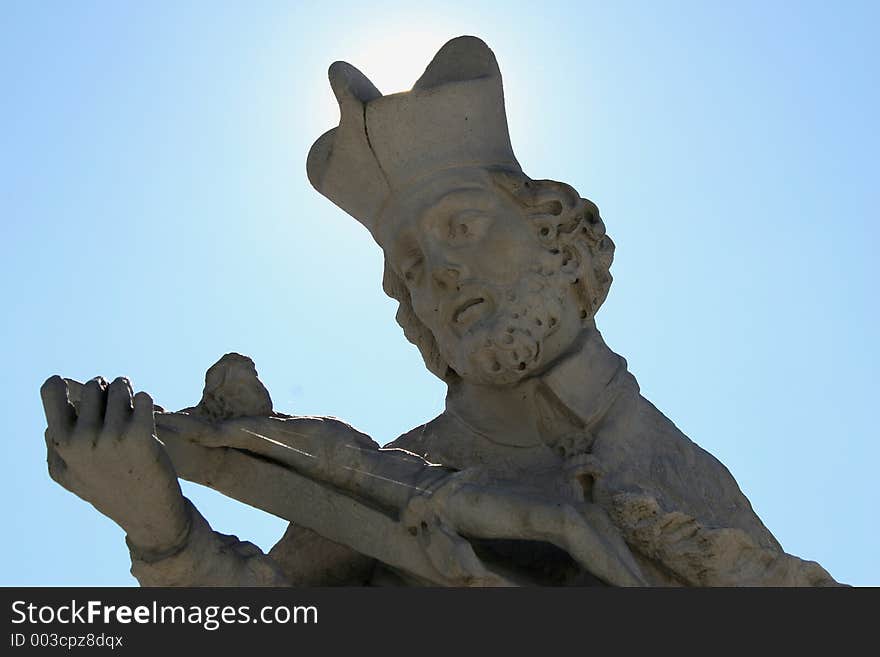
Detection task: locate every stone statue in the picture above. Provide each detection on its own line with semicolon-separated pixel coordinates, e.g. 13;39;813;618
40;36;839;586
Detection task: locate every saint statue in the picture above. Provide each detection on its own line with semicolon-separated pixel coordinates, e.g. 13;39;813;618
40;37;838;586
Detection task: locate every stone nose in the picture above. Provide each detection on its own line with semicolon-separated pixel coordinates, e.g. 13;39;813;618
423;241;467;291
430;263;461;291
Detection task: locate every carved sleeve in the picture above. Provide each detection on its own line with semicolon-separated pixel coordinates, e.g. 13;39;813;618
127;498;289;587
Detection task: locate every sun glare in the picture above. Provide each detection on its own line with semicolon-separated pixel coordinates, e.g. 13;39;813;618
341;24;463;95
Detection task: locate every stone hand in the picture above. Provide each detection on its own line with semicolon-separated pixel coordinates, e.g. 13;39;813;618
402;467;647;586
40;375;190;555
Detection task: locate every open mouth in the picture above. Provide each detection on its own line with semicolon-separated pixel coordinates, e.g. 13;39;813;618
452;297;486;325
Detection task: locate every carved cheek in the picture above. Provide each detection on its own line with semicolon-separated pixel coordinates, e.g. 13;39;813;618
478;235;537;284
409;287;444;333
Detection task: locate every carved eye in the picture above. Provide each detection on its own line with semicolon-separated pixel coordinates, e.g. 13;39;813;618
448;220;470;240
448;212;490;242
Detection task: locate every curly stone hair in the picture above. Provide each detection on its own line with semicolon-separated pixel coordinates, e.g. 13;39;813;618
382;169;615;381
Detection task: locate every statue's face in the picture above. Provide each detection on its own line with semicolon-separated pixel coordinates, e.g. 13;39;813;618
380;169;584;386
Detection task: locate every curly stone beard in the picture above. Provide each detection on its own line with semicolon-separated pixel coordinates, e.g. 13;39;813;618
450;265;571;386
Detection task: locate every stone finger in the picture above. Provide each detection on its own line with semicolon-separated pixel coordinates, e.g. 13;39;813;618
40;375;76;448
45;442;69;486
75;377;108;444
103;377;134;441
131;391;157;439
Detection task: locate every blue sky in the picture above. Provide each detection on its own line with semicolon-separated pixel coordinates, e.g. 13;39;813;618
1;1;877;585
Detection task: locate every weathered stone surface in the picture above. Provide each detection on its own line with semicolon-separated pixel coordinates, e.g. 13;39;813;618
40;36;840;586
188;353;274;422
